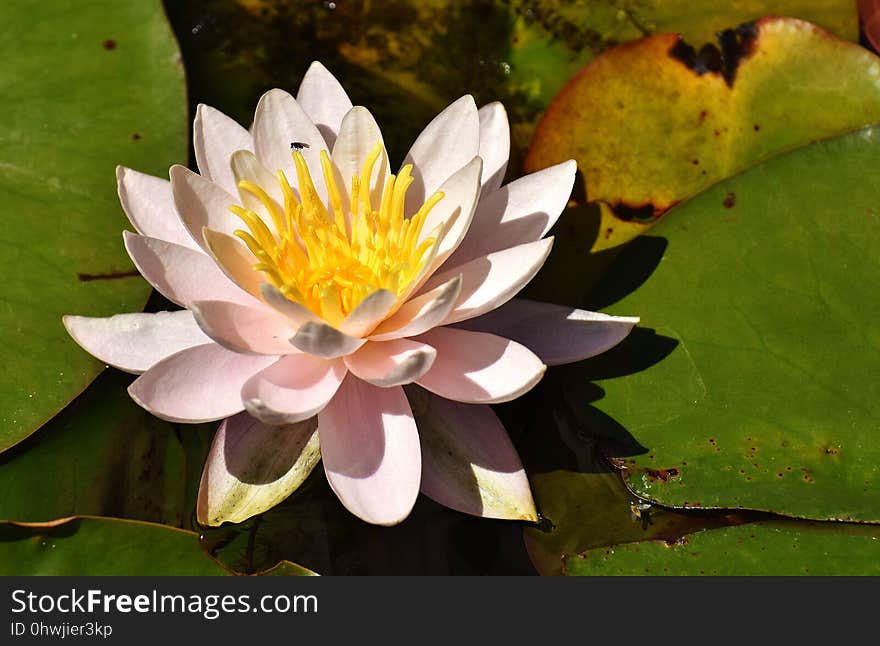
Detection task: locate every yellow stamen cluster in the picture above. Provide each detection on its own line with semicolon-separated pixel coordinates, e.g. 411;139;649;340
230;143;443;327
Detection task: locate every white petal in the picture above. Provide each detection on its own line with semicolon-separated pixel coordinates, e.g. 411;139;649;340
338;289;396;337
201;228;264;301
297;61;353;148
402;95;479;216
417;156;482;273
63;310;210;374
252;88;327;201
242;354;346;425
191;300;297;355
477;102;510;192
117;167;197;249
123;231;257;307
455;299;639;366
448;160;576;266
260;283;321;327
193;103;253;194
230;150;286;222
423;237;555;326
344;339;437;387
197;412;321;526
414;327;545;404
331;106;387;217
128;344;276;423
169;164;241;250
289;321;365;359
369;275;462;341
414;391;537;521
388;159;482;309
319;376;421;525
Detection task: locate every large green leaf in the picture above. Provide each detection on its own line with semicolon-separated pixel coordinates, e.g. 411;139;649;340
565;521;880;575
525;17;880;251
507;372;756;576
0;517;314;575
0;370;213;526
0;0;187;452
591;125;880;521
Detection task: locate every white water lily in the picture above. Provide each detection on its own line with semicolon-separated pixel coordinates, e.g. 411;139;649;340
64;62;638;526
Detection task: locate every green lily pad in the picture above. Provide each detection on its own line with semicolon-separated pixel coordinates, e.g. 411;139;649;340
0;369;213;526
591;125;880;521
564;521;880;575
506;371;756;576
0;0;187;453
0;516;314;575
525;17;880;251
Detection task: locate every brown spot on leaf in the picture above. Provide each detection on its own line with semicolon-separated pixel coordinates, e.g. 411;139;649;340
103;39;117;50
665;536;689;547
610;201;659;222
132;133;141;141
645;467;680;482
723;192;737;208
667;22;758;86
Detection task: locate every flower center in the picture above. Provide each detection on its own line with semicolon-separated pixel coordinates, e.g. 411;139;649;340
229;143;443;327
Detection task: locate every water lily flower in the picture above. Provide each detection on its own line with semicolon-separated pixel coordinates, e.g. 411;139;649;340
63;62;638;526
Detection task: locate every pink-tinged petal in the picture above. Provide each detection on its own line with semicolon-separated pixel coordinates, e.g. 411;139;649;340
477;102;510;193
455;299;639;366
338;289;396;338
417;157;482;274
191;300;297;356
297;61;353;148
319;376;421;525
411;390;537;521
369;275;462;341
193;103;253;194
402;95;479;216
197;413;320;526
252;88;327;199
331;106;387;217
62;310;210;375
128;344;276;423
201;228;264;301
241;354;346;425
230;150;285;221
260;284;321;326
116;166;197;249
123;231;256;307
448;160;576;266
344;339;437;387
414;327;545;404
170;164;240;250
289;321;365;359
423;237;554;326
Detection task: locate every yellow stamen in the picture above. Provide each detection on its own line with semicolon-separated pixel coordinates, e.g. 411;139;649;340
227;142;444;327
